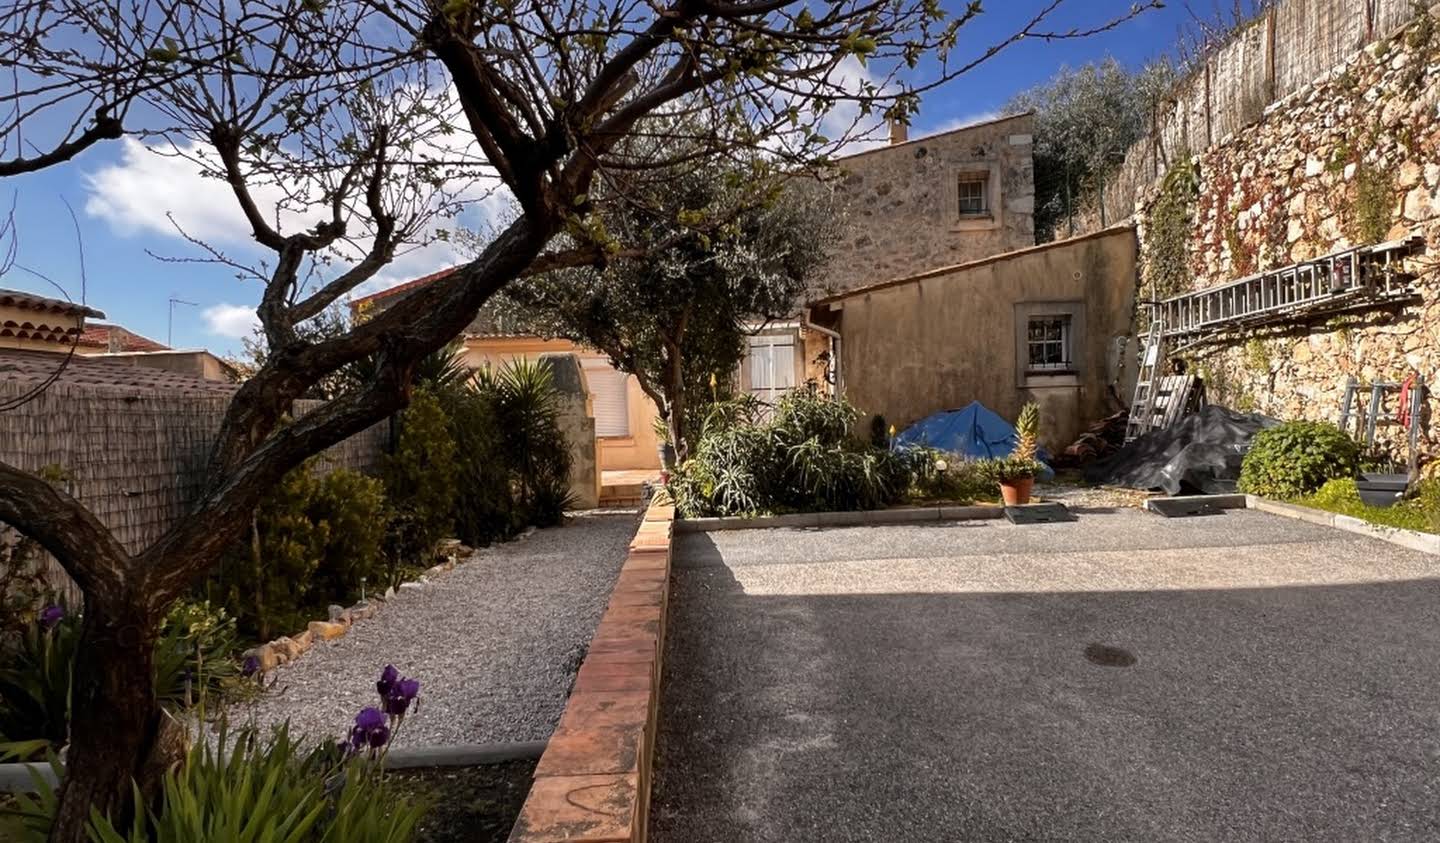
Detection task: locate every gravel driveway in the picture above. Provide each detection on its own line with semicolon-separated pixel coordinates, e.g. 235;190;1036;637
653;509;1440;842
239;513;633;748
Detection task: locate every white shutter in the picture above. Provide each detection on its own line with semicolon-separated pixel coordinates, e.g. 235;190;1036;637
582;364;630;437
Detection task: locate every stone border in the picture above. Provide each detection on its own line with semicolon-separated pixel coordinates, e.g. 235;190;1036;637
677;503;1003;532
1143;494;1440;555
243;533;537;675
507;502;675;843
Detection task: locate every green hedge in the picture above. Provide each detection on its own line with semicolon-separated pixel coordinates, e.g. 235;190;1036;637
1238;421;1360;499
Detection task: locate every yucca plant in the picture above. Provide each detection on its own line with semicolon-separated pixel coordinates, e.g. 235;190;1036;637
1014;402;1040;461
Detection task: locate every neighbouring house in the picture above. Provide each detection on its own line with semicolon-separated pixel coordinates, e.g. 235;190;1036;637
0;289;104;352
75;322;169;354
350;113;1045;476
765;112;1040;411
806;225;1139;451
77;321;237;382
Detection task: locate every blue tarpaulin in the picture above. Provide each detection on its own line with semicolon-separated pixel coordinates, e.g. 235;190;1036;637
893;401;1053;476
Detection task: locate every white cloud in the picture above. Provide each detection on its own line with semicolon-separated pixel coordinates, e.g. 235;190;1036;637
202;303;260;339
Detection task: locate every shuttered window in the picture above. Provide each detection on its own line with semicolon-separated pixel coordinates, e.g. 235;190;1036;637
582;362;631;437
747;335;797;403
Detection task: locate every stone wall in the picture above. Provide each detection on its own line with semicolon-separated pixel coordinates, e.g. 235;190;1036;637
1135;10;1440;462
821;113;1036;294
539;353;601;509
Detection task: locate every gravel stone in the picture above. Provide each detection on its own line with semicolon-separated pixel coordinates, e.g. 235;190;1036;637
239;513;633;748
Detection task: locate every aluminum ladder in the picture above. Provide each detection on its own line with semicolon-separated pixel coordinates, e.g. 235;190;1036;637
1124;318;1166;443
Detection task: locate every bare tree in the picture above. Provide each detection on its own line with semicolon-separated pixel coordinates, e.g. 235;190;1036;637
0;0;1160;837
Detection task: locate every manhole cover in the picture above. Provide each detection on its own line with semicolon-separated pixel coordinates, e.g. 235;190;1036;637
1084;643;1136;667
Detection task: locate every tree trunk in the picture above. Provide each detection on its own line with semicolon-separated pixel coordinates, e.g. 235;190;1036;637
49;597;162;843
662;351;688;465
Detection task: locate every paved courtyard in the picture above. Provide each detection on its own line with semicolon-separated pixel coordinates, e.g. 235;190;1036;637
651;509;1440;842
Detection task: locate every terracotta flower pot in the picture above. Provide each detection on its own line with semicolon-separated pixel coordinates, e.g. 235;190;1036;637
999;476;1034;506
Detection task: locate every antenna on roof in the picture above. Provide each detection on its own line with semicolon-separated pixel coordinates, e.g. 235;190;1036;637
168;297;198;347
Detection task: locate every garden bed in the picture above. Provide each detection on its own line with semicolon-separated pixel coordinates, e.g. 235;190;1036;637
391;759;537;843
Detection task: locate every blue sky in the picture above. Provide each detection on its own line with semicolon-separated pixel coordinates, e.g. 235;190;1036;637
1;1;1209;356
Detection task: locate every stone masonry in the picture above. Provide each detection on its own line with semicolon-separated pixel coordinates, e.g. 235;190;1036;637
821;112;1036;294
1135;10;1440;465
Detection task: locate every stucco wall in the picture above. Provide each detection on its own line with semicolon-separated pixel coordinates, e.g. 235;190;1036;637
535;353;600;509
821;113;1037;295
817;227;1138;449
1134;10;1440;463
462;336;662;472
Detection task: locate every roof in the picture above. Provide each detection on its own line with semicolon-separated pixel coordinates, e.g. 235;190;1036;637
834;111;1034;163
0;288;105;319
810;224;1137;305
76;323;170;353
349;266;461;309
0;347;239;396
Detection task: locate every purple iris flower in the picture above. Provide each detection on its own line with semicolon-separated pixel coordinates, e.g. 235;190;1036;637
38;606;64;631
384;678;420;716
355;706;386;731
241;655;261;677
376;664;399;697
367;724;391;749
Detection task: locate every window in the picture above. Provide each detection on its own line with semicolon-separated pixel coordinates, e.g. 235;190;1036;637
1026;316;1072;372
957;173;989;216
581;360;630;437
747;335;797;403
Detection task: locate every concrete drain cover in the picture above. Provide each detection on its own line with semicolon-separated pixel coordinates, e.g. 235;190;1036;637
1004;502;1076;525
1148;498;1224;518
1084;643;1136;668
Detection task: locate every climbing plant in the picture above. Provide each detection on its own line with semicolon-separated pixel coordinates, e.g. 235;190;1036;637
1141;156;1199;303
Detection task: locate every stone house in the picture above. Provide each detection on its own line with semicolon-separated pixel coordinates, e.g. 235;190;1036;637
808;225;1139;451
352;113;1042;482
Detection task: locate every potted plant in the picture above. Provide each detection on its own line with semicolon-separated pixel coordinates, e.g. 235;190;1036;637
986;402;1045;505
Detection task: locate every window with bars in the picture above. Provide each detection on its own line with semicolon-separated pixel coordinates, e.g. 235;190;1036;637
957;173;989;216
1026;316;1072;372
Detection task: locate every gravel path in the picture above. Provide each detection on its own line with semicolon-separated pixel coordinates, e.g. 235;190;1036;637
238;513;634;748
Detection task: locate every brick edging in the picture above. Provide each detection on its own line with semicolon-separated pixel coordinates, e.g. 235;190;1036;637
507;502;676;843
1143;494;1440;555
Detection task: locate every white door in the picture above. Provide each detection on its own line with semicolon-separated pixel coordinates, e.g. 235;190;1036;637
747;334;797;405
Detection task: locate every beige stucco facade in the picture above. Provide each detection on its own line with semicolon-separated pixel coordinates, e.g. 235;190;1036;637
810;226;1139;451
821;112;1037;295
461;336;662;472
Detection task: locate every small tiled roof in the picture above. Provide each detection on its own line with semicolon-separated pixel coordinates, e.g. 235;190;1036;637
76;323;170;353
0;288;105;319
349;266;461;309
0;348;239;396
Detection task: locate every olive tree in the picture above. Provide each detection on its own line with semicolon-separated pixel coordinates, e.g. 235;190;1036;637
498;150;838;463
0;0;1159;837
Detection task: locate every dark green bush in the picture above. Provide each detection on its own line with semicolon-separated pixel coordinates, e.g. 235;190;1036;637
478;358;573;526
1237;421;1361;499
383;387;459;572
670;389;912;516
1300;477;1438;534
210;462;388;640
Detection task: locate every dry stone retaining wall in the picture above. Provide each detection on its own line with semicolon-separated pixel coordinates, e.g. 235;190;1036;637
1134;10;1440;463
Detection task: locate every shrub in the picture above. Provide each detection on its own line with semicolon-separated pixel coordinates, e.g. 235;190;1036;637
476;358;573;526
308;469;389;600
442;385;516;546
383;388;459;572
670;389;912;516
210;462;388;640
1300;477;1440;535
1238;421;1360;499
902;447;994;504
154;599;242;711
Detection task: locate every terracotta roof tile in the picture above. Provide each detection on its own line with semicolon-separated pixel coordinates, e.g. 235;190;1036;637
76;323;170;352
0;288;105;319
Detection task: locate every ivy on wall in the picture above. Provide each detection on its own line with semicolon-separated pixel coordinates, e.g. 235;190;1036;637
1140;155;1199;302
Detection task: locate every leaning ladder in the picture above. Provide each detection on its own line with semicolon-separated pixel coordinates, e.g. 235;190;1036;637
1125;317;1166;443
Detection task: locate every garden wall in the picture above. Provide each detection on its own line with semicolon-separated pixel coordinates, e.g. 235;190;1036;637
1133;9;1440;462
1093;0;1434;230
0;377;385;596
